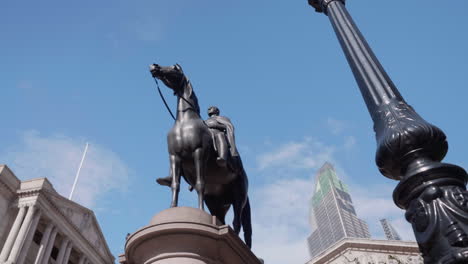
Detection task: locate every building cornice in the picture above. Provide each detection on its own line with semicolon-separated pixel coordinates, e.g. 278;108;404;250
44;189;115;262
307;238;421;264
0;165;21;196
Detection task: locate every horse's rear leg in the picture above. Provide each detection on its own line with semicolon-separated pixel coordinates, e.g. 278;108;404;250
169;154;181;208
193;148;205;210
205;196;229;224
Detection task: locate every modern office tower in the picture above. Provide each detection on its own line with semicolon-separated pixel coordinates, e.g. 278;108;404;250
307;162;371;259
380;218;402;241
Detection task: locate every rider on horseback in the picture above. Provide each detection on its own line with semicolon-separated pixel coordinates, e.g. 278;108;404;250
205;106;239;167
156;106;239;187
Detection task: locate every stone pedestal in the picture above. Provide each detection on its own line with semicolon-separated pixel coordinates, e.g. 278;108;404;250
120;207;262;264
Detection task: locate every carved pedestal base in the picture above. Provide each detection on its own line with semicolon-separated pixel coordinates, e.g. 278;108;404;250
120;207;262;264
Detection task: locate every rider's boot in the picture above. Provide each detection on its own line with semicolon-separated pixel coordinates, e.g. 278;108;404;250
156;175;172;187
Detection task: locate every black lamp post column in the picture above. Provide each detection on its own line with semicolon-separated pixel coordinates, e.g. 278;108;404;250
308;0;468;263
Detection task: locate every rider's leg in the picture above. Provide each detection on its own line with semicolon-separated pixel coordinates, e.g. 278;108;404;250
156;168;172;187
215;132;228;167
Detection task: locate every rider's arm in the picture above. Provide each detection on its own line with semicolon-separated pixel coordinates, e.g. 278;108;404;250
206;119;226;131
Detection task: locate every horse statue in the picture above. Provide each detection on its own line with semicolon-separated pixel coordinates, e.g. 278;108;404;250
149;63;252;248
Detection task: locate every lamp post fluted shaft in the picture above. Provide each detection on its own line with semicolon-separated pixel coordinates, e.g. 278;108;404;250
309;0;468;263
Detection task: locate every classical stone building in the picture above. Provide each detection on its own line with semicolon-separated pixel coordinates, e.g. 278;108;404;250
305;238;423;264
0;165;114;264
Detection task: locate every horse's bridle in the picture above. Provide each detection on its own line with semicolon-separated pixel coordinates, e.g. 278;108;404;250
153;73;202;121
153;77;176;120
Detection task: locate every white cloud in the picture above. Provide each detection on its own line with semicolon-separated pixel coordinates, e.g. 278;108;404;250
1;131;130;208
256;138;335;171
250;178;313;264
327;118;347;135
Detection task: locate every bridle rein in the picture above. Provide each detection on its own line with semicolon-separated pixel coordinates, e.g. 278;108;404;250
152;73;202;121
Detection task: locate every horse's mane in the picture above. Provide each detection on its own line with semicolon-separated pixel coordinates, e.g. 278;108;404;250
177;64;200;115
184;78;200;115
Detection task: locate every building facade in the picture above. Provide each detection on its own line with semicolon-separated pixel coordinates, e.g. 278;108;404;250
307;163;370;259
380;219;402;241
0;165;114;264
305;238;423;264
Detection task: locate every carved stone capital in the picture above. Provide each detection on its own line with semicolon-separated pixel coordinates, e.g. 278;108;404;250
308;0;345;14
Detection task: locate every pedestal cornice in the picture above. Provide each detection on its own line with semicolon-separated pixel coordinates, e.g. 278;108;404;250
124;207;261;264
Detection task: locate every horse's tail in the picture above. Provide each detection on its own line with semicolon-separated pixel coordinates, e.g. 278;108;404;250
242;196;252;248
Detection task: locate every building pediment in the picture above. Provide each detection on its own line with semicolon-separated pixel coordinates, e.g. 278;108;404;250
42;189;113;261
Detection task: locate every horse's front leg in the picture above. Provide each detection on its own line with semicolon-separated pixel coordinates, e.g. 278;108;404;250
193;148;205;210
169;154;181;208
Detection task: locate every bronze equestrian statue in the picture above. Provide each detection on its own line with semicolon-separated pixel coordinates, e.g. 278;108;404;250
149;63;252;248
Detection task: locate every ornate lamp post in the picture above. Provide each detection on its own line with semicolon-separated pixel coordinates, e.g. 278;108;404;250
308;0;468;263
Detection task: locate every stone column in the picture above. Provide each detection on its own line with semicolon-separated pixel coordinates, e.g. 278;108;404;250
40;227;58;264
33;222;54;264
7;205;37;263
62;242;73;264
0;206;27;262
55;238;70;264
17;211;42;264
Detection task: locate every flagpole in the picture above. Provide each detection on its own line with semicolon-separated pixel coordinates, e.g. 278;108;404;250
69;142;89;200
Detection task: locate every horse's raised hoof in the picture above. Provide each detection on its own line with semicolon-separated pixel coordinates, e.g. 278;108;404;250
156;176;172;187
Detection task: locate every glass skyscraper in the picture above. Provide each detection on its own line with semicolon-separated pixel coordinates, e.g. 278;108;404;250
307;162;371;258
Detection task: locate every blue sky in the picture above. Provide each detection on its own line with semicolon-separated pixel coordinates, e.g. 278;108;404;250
1;1;468;263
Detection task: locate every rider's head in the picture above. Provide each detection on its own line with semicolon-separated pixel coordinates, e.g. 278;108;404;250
208;106;220;117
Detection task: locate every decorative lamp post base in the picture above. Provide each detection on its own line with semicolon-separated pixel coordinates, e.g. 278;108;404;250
307;0;468;263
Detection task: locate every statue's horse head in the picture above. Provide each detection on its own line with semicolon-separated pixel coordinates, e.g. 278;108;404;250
150;64;187;95
150;63;200;117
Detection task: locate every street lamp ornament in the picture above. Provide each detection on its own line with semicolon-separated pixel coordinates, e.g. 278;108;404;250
308;0;468;263
309;0;345;14
149;64;252;248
